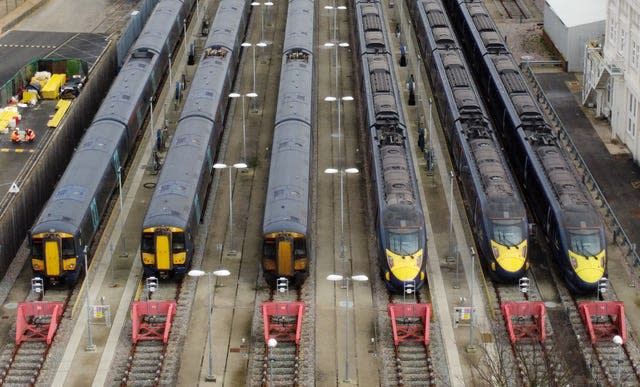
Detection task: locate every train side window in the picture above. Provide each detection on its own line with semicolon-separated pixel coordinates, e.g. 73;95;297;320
61;238;75;257
172;233;186;252
141;233;154;252
32;239;44;258
294;239;307;257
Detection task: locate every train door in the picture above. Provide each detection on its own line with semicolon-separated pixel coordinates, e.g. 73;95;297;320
155;230;172;271
44;237;61;277
276;236;294;277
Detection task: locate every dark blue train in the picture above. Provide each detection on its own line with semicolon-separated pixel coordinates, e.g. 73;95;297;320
261;0;315;288
29;0;195;285
410;0;529;281
354;0;427;292
140;0;249;279
445;0;606;293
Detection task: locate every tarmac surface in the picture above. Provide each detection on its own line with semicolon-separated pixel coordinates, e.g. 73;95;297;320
0;30;108;213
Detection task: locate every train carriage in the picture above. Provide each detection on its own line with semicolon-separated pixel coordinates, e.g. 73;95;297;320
409;0;529;280
262;0;315;288
445;0;606;292
141;0;250;278
30;0;196;285
354;0;427;292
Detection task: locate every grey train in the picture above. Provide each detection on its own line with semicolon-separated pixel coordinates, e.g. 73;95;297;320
141;0;249;278
410;0;529;281
29;0;195;285
354;0;427;292
445;0;606;293
262;0;314;288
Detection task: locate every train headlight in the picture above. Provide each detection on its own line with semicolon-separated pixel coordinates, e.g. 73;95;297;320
492;246;500;259
142;253;155;265
32;259;44;271
521;245;527;259
569;254;578;269
414;250;424;268
599;254;606;269
386;253;395;269
63;259;76;271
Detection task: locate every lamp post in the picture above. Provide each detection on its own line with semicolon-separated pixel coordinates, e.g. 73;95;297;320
228;93;258;163
613;334;623;383
188;268;232;382
267;337;278;382
324;5;347;47
213;162;248;255
83;245;96;351
324;95;353;170
240;42;267;111
324;167;358;271
251;1;274;44
327;274;368;383
323;42;350;98
117;166;127;257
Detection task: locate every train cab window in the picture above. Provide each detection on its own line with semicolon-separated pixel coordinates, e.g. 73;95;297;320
569;231;602;257
293;239;307;257
263;241;276;257
61;238;75;257
492;221;524;247
388;231;420;255
141;233;155;252
172;232;186;252
31;238;44;258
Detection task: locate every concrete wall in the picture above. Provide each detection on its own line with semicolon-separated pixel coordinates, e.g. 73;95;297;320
567;20;606;72
544;2;605;72
544;3;568;58
0;42;117;276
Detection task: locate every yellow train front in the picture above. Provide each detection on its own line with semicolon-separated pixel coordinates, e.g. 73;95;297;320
30;230;83;285
141;226;192;279
557;211;607;293
379;205;428;293
480;215;529;282
262;232;309;288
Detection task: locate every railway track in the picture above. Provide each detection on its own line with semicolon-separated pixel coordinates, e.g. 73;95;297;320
489;275;569;385
117;281;181;386
496;0;529;20
253;289;305;387
0;289;72;385
553;273;640;386
387;291;437;387
520;59;640;386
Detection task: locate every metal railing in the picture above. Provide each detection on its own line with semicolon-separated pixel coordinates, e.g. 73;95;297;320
520;61;640;270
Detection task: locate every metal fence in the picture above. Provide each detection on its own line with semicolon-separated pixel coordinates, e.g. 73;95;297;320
521;61;640;270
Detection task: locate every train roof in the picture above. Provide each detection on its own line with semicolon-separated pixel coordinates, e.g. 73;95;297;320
263;120;310;236
282;0;315;54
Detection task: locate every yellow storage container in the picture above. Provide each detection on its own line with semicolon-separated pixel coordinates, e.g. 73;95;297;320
21;90;38;104
47;99;72;128
0;108;20;133
41;74;66;100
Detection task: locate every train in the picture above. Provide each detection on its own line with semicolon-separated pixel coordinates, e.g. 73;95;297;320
141;0;250;279
409;0;529;281
29;0;195;285
353;0;427;292
261;0;315;288
444;0;607;292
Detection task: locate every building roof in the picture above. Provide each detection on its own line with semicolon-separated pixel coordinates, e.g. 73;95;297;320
546;0;606;28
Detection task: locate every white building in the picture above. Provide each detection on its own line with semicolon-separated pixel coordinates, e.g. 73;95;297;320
583;0;640;162
544;0;606;72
